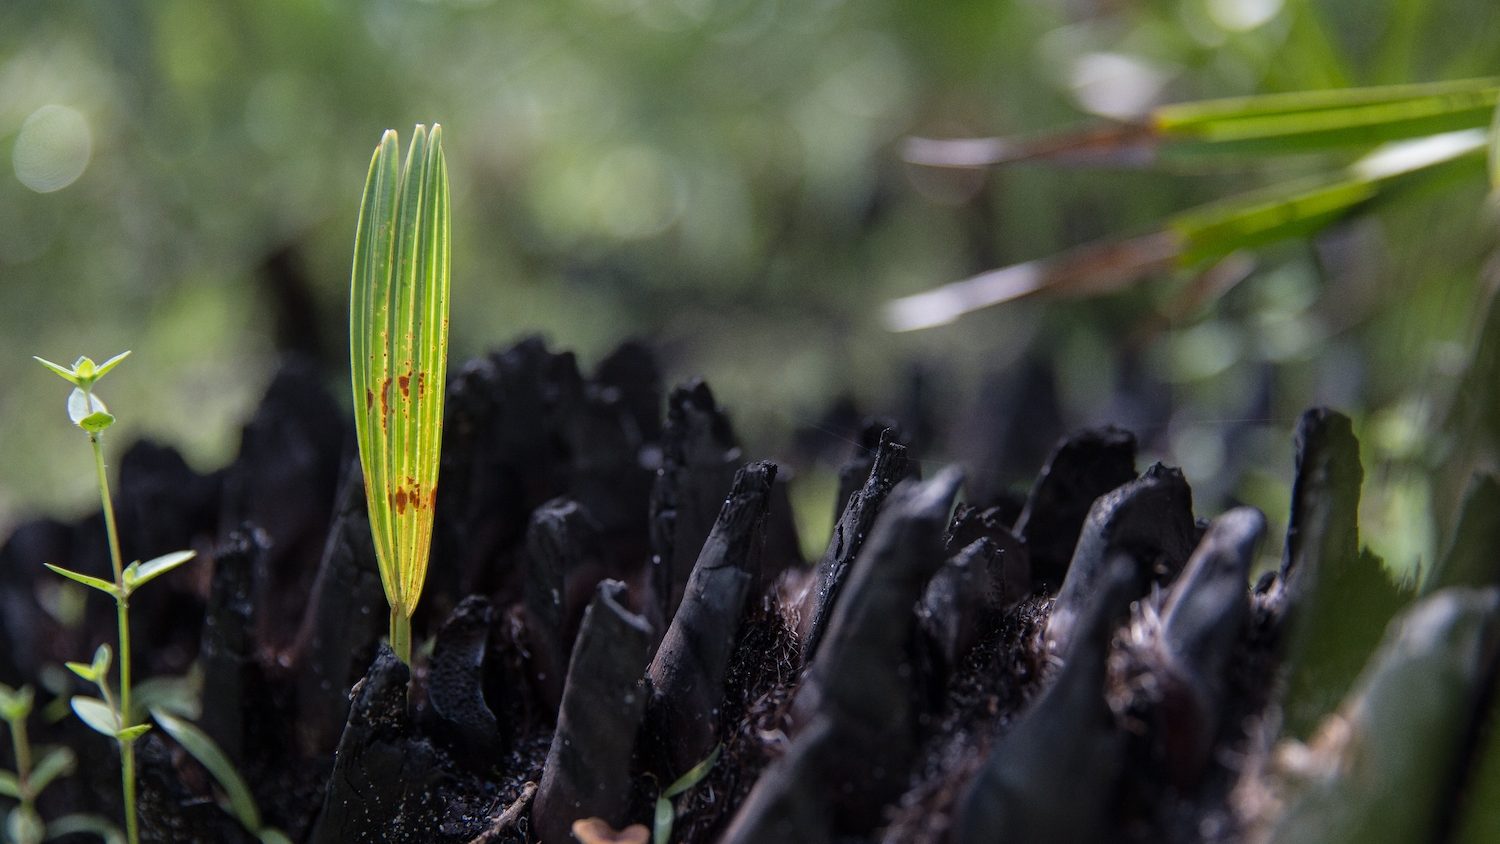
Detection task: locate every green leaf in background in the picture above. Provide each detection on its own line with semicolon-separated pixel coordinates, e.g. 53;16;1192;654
0;683;32;721
1171;128;1488;265
46;813;125;844
70;696;118;738
6;805;43;844
904;78;1500;168
29;746;75;794
1489;96;1500;191
1155;77;1500;157
130;671;202;723
0;771;19;799
151;708;268;837
887;128;1489;329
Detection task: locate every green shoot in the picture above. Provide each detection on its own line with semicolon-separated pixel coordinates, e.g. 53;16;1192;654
349;124;451;666
33;352;197;844
653;744;721;844
1;683;78;844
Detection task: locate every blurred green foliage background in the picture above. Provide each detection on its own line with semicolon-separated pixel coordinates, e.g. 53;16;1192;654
1;0;1497;577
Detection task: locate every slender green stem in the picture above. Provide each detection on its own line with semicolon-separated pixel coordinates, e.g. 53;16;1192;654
390;606;412;666
7;713;32;801
89;429;137;844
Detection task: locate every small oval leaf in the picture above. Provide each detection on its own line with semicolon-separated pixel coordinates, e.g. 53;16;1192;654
91;643;113;677
79;410;116;432
70;696;119;738
7;804;44;844
66;389;107;426
126;550;196;593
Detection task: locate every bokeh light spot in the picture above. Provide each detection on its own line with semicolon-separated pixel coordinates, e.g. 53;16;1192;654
13;105;92;193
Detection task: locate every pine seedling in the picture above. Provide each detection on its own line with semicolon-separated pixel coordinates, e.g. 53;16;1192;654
0;683;77;844
33;352;197;844
349;124;451;665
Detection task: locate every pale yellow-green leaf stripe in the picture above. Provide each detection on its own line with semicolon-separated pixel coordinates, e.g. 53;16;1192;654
350;124;450;621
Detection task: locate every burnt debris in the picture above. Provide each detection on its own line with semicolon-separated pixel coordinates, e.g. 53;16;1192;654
0;339;1493;844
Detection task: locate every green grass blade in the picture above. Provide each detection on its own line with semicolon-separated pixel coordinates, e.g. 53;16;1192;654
1156;78;1499;157
351;131;403;612
389;125;428;608
151;709;262;833
44;564;119;597
1171;130;1488;266
1489;98;1500;191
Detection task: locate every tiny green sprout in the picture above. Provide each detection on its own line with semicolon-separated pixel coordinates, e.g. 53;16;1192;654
349;124;451;666
1;682;78;844
33;351;196;844
653;744;721;844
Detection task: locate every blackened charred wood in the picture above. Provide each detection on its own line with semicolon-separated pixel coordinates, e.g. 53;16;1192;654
1155;507;1264;785
1279;408;1363;593
593;340;664;444
199;524;265;768
1013;427;1138;590
1278;409;1408;738
919;534;1028;677
0;518;74;685
291;462;385;756
1047;463;1196;654
798;428;911;662
721;714;840;844
220;359;345;650
649;380;743;621
646;461;776;775
522;498;612;714
311;645;449;844
726;469;963;842
952;553;1139;844
533;580;654;844
118;439;219;571
945;502;1025;558
831;420;908;523
425;595;502;771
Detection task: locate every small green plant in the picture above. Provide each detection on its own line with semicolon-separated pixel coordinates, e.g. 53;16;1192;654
33;352;197;844
0;683;76;844
349;124;451;665
652;744;720;844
